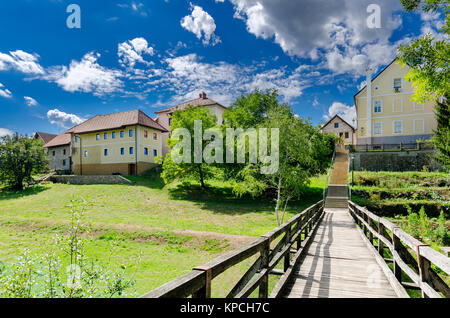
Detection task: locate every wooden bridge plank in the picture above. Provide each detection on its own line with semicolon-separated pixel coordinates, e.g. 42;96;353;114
283;208;399;298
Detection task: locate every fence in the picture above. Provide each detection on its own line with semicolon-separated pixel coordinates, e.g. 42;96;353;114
349;201;450;298
352;142;434;153
142;200;324;298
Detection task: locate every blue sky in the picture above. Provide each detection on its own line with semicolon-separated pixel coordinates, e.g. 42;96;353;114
0;0;443;136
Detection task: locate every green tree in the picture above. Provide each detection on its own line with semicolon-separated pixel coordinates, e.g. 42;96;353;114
398;0;450;103
0;133;48;190
433;94;450;170
228;93;335;225
159;106;217;189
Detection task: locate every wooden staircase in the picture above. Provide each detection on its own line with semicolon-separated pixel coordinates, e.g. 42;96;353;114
325;146;349;209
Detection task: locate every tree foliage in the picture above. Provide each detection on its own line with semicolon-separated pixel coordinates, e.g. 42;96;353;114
0;133;48;190
433;94;450;170
159;105;217;189
398;0;450;102
225;91;336;225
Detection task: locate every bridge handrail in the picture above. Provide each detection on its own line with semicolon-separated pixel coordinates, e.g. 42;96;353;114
142;200;324;298
323;146;336;202
349;201;450;298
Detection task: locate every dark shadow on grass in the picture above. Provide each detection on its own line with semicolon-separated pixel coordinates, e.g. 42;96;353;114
167;182;324;216
0;185;49;201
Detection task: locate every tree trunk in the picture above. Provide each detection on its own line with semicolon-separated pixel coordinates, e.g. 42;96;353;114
198;165;207;190
275;178;282;226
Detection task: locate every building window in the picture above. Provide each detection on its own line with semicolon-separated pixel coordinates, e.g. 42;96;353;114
374;100;382;113
84;150;88;158
120;131;124;138
96;134;100;141
334;123;339;128
104;132;108;140
129;147;134;155
52;151;55;156
144;130;148;138
153;132;158;140
414;119;425;133
75;136;79;143
144;147;148;156
393;97;402;113
63;149;66;155
112;132;116;139
120;148;125;155
153;149;157;157
393;121;403;134
373;122;382;135
345;132;349;139
212;107;217;115
104;149;108;156
393;78;402;90
414;102;425;111
129;129;133;137
62;159;66;166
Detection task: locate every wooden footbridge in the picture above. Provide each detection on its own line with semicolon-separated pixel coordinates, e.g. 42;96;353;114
143;147;450;299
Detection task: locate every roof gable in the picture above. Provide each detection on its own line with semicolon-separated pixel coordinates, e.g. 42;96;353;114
70;109;167;134
322;114;355;131
155;93;226;114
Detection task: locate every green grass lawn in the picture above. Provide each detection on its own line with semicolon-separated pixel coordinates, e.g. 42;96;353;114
0;175;325;297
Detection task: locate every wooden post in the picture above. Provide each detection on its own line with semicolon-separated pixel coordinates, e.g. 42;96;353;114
392;228;402;282
377;222;384;257
284;226;291;272
368;218;374;245
416;244;430;298
192;266;212;298
296;215;303;250
259;238;270;298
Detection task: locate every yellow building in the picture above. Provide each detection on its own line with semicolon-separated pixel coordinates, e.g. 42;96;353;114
48;109;167;176
354;59;437;145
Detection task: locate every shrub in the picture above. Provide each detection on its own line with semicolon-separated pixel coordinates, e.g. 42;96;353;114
432;211;450;246
0;198;138;298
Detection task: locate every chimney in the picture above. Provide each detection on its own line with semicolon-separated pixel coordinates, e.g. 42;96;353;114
199;93;203;99
366;67;373;141
202;92;207;99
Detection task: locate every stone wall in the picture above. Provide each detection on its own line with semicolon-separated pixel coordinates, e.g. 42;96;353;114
352;150;442;172
50;175;132;185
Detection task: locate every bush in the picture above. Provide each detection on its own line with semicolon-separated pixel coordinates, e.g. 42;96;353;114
0;198;138;298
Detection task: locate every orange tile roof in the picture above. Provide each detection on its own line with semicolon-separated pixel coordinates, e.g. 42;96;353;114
35;132;57;144
70;109;167;134
44;109;167;148
44;130;71;148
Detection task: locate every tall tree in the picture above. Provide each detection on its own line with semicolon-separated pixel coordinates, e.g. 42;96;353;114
228;92;335;225
398;0;449;102
433;95;450;170
158;106;217;189
0;133;48;190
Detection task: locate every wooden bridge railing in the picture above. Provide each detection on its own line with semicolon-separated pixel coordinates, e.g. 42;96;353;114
349;201;450;298
142;200;324;298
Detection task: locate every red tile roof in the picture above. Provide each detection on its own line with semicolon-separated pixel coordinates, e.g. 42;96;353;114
44;109;167;148
155;93;226;114
34;132;57;144
70;109;167;134
43;130;71;148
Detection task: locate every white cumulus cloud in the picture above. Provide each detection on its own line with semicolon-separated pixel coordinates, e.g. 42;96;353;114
0;83;12;98
44;52;124;96
0;128;13;137
325;102;356;128
47;109;84;129
118;37;154;69
181;5;221;46
0;50;44;74
24;96;38;107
